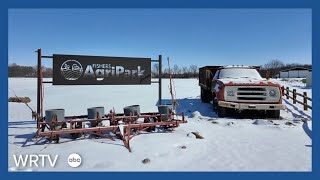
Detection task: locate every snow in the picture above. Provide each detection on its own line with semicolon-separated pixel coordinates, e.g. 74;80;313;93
190;111;202;118
8;78;311;171
272;78;312;104
218;77;278;85
252;119;273;125
271;78;312;121
218;68;262;80
186;132;197;139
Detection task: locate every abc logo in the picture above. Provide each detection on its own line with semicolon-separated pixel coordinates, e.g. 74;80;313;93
67;153;82;168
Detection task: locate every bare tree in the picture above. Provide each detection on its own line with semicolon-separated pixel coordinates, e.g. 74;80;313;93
263;60;285;77
9;63;18;67
182;66;189;77
152;64;159;78
264;59;285;69
189;65;198;77
173;64;180;75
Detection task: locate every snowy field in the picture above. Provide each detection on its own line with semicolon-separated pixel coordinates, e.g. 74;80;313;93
8;78;312;171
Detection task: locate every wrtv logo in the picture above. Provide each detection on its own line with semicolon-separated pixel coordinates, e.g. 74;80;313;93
13;154;59;167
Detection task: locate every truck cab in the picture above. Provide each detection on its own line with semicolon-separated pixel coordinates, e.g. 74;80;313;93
199;66;285;118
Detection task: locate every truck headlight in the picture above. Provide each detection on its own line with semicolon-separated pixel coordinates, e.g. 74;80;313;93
269;90;276;97
227;89;235;96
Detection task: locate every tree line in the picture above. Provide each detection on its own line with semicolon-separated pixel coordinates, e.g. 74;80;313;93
8;63;52;78
8;63;199;78
151;64;199;78
8;60;311;78
262;60;312;78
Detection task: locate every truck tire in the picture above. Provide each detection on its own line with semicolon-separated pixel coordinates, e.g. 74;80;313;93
266;110;280;119
201;88;211;103
200;88;205;102
212;96;218;112
217;106;227;118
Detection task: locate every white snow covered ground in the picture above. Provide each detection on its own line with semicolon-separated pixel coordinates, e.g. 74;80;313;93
8;78;312;171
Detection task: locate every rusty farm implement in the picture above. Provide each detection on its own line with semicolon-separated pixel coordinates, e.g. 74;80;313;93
32;49;187;152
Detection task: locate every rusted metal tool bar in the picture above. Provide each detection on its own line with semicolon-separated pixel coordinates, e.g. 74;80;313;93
37;120;186;136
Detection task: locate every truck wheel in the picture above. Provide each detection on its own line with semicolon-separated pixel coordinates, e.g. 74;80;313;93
217;106;227;118
266;110;280;119
212;97;218;112
200;88;205;102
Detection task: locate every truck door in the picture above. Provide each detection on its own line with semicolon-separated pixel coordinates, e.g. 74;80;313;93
211;70;220;93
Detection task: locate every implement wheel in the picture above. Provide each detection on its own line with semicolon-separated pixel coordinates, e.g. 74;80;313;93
70;122;83;139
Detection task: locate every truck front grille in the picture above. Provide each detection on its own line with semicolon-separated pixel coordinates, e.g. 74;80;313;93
237;97;265;101
237;87;266;91
237;87;266;101
237;92;265;96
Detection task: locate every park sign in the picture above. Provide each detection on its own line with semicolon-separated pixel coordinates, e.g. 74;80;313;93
53;54;151;85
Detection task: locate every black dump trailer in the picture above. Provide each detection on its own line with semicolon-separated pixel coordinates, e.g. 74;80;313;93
198;66;222;103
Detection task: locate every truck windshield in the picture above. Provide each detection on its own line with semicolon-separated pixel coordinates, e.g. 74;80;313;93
218;68;262;79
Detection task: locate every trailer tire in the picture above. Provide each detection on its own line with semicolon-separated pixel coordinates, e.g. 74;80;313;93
266;110;280;119
201;88;211;103
200;88;205;102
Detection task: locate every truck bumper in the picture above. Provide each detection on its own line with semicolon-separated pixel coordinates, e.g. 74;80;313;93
218;101;286;110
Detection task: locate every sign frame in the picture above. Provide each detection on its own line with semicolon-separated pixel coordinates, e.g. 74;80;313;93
35;49;162;121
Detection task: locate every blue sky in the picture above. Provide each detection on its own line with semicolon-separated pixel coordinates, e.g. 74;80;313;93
8;9;311;68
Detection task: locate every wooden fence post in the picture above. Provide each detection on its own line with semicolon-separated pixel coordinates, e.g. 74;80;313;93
303;92;308;111
286;87;289;99
293;89;296;104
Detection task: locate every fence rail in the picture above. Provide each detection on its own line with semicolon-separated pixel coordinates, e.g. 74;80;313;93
282;86;312;111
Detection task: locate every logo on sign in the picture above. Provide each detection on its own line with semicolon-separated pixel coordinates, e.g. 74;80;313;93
60;60;83;80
